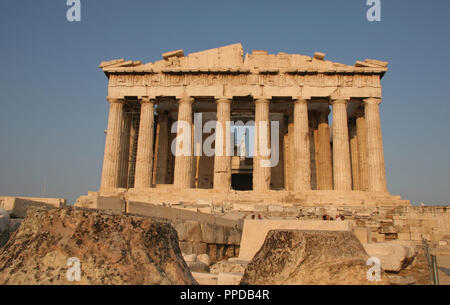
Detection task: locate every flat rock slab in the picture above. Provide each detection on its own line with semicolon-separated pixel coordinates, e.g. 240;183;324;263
0;207;197;285
363;243;416;272
239;220;352;260
240;230;389;285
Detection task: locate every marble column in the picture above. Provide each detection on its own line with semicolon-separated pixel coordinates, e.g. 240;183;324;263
293;98;311;191
349;117;361;190
173;97;194;188
283;116;290;190
356;107;369;191
253;98;271;191
364;97;388;192
134;97;156;189
287;112;294;190
331;98;352;190
316;108;333;190
309;112;318;190
154;111;169;184
119;105;132;188
127;107;139;188
100;97;125;190
270;113;285;190
213;98;232;190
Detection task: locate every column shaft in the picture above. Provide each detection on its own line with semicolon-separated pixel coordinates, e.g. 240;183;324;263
173;97;194;188
270;113;285;190
287;113;294;190
253;98;271;191
316;109;333;190
100;97;125;190
332;99;352;190
293;98;311;191
356;108;369;191
134;98;156;189
119;106;131;188
364;98;388;192
214;99;232;190
349;117;360;190
154;112;169;184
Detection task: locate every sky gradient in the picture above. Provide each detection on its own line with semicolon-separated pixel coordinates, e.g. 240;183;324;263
1;0;449;205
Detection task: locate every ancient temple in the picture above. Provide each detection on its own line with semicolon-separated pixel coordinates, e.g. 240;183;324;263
90;43;409;207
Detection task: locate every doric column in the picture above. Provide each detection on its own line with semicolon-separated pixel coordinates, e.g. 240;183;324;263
287;112;294;190
309;112;318;190
316;108;333;190
364;97;388;192
331;98;352;190
134;97;156;189
100;97;125;190
153;111;169;184
270;113;285;190
293;98;311;191
253;98;271;191
214;98;232;190
119;105;132;188
356;107;369;191
173;96;194;188
283;118;290;190
349;117;360;190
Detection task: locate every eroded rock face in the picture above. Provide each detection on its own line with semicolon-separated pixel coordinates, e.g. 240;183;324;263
0;207;197;285
240;230;389;285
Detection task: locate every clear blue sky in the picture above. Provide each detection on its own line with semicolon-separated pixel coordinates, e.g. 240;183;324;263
1;0;449;205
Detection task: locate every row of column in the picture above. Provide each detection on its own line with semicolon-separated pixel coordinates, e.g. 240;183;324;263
100;96;387;193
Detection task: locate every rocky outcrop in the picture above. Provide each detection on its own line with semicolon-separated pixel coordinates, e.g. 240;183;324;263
0;208;10;248
240;230;389;285
0;207;197;285
363;243;416;273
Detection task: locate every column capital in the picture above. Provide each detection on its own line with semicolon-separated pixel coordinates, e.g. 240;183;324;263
106;96;124;104
293;96;310;104
140;96;156;104
363;97;382;105
176;96;195;105
215;97;232;104
330;98;349;105
253;97;270;104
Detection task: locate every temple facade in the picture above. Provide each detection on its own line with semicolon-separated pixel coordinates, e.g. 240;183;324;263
93;43;409;207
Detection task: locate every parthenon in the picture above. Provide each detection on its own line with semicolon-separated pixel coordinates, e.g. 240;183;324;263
93;43;409;207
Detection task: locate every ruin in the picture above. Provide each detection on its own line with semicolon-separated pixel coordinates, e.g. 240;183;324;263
84;43;408;208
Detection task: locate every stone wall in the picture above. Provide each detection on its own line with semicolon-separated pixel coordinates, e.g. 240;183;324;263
226;205;450;245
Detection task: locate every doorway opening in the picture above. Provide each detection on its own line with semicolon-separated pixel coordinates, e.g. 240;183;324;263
231;173;253;191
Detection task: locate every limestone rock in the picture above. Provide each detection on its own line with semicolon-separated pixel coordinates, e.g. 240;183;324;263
210;259;248;275
217;272;244;285
182;253;197;263
387;275;416;285
187;261;209;273
0;208;10;248
0;208;9;232
197;254;211;267
240;230;389;285
363;243;416;272
0;207;197;285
